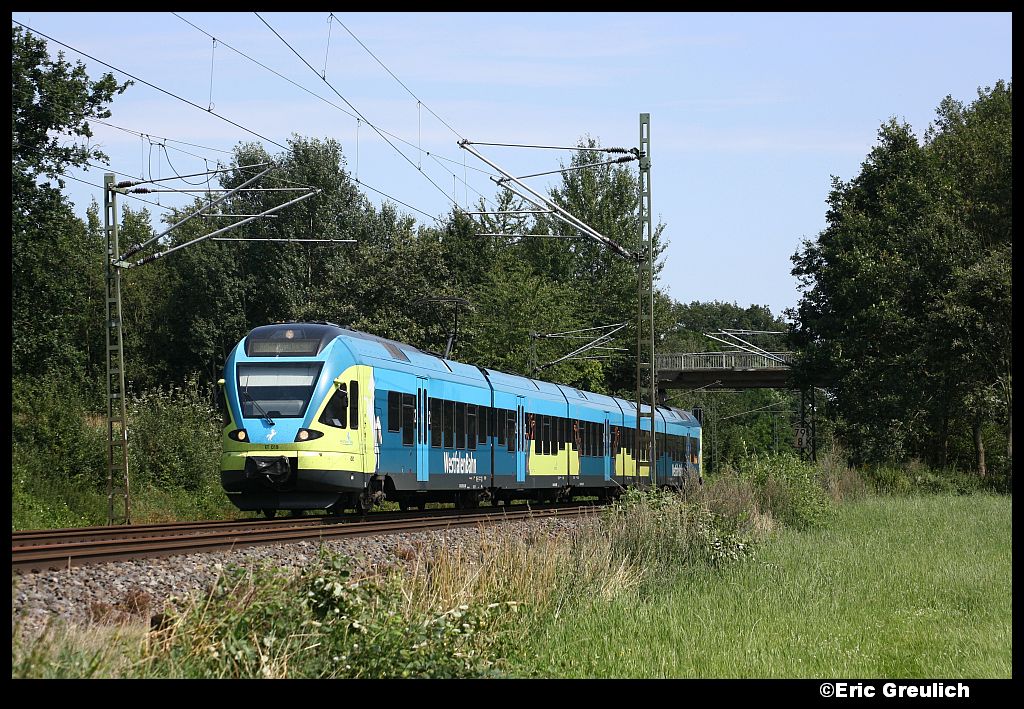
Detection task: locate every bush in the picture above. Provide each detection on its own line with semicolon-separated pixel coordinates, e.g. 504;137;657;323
732;452;835;531
126;378;221;492
604;488;755;580
12;377;106;487
142;554;511;678
860;461;990;497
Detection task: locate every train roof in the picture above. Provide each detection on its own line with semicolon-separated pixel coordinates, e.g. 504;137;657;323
242;322;699;426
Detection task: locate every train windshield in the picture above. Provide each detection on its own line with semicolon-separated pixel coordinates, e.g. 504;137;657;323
237;362;323;419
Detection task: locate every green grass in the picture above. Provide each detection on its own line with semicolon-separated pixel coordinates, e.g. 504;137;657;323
518;494;1011;678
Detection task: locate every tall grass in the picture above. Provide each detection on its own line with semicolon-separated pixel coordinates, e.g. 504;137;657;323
519;494;1011;678
12;453;1010;678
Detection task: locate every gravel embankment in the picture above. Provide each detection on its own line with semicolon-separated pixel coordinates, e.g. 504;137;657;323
12;516;585;637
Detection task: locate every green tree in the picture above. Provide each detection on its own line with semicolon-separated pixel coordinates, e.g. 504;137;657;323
11;27;130;383
790;82;1011;475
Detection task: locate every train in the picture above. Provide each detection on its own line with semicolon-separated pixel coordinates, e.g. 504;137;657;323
219;322;701;516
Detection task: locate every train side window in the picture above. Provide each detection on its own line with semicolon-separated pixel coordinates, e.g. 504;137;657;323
430;398;443;448
401;393;415;446
477;405;487;443
467;404;477;451
497;407;507;446
540;415;548;455
318;384;348;429
387;391;401;433
507;410;516;452
349;381;359;430
444;400;454;448
456;402;466;449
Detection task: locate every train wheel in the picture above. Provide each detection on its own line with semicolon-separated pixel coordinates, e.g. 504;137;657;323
261;508;277;519
399;500;410;512
355;492;373;515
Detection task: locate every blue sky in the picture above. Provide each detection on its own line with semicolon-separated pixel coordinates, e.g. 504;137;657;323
13;12;1011;319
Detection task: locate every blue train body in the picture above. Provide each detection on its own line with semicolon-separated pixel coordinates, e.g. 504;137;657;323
220;322;701;514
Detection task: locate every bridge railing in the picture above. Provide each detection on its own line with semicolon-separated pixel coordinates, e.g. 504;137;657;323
656;351;795;371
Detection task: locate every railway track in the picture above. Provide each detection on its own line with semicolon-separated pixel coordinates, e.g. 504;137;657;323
12;503;602;573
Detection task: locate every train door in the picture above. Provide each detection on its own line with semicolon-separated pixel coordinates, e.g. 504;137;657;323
515;396;526;484
603;414;612;481
416;377;429;482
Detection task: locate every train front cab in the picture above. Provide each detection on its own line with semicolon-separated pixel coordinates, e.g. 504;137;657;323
220;324;377;514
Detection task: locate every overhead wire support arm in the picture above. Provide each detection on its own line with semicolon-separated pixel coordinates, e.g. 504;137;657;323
465;210;554;215
120;165;276;261
126;189;321;268
211;238;356;243
477;233;592;239
703;332;787;364
461;141;631;154
486;176;600;240
498;155;637;183
462;140;635;261
533;323;627;373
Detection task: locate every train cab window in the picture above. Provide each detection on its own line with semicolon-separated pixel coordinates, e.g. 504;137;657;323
467;404;477;451
691;436;700;464
456;402;466;449
349;381;359;429
318;384;348;429
387;392;401;433
444;400;455;448
401;393;415;446
430;398;443;448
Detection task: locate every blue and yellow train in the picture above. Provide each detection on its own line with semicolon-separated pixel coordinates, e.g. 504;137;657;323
219;322;701;516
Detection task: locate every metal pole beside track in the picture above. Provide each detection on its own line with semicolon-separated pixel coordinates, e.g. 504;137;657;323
104;174;131;525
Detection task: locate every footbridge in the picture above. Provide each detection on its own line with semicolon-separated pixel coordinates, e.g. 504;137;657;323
655;351;796;390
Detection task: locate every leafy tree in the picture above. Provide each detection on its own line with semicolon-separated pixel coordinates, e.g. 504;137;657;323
790;82;1011;475
11;27;129;384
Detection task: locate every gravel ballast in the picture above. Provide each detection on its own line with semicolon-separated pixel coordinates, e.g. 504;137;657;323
12;516;585;637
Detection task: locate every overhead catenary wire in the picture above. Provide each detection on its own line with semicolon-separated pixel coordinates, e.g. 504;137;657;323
14;20;444;228
171;12;498;208
12;20;290;153
114;162;272;188
256;12;467;215
55;172;175;212
332;13;465;142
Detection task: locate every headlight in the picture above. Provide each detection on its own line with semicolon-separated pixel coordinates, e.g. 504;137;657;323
295;428;324;442
228;429;248;442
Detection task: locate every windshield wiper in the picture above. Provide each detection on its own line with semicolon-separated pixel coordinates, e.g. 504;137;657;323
241;388;275;425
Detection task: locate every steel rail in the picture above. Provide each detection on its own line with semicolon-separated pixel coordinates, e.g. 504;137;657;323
12;504;600;573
